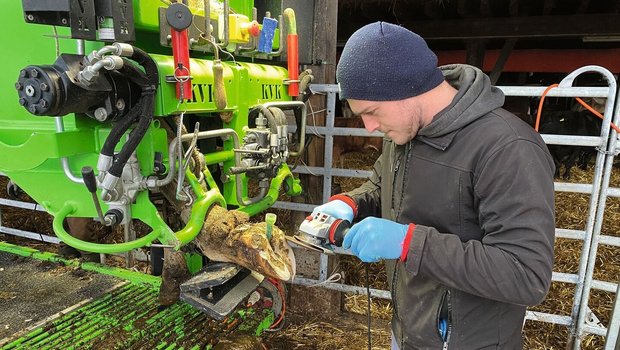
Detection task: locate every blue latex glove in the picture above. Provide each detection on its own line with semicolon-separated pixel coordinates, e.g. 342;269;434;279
311;199;354;223
343;217;408;263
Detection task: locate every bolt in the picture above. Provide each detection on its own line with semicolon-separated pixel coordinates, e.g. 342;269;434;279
104;214;116;226
18;98;26;106
25;85;35;97
28;105;37;113
115;98;125;110
20;69;27;78
40;100;48;108
99;16;105;24
94;107;108;121
39;83;48;91
26;14;34;21
15;82;22;90
166;34;172;42
61;18;68;25
30;69;38;78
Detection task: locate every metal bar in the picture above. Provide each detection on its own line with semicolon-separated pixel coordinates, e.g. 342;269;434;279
305;126;383;137
572;67;619;349
322;91;336;204
599;235;620;247
603;89;620;350
525;311;573;326
292;277;391;299
0;226;60;243
556;228;586;240
552;272;616;293
0;228;150;262
319;91;337;282
592;280;619;293
584;324;608;337
498;86;610;97
309;84;340;93
540;135;602;147
605;281;620;349
0;198;47;211
553;272;580;284
555;182;595;194
271;201;316;212
290;166;373;179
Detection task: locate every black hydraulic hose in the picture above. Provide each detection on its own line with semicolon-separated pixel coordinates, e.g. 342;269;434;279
100;58;149;157
109;93;154;177
107;47;159;177
129;47;160;87
101;99;143;157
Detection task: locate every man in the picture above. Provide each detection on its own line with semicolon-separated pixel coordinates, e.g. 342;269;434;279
314;22;555;349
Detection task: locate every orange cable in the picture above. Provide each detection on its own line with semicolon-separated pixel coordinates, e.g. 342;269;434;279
575;97;620;134
535;84;559;131
535;84;620;135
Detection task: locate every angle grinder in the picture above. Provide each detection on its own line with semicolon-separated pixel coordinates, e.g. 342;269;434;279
287;211;351;254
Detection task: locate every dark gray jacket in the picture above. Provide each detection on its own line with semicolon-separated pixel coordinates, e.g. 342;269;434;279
347;64;555;349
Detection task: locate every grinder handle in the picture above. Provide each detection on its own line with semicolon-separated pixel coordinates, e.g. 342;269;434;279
329;219;351;247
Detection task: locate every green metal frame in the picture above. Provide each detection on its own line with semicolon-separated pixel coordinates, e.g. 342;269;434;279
0;1;302;255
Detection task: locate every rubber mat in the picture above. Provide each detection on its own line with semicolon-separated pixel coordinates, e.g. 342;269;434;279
0;283;273;350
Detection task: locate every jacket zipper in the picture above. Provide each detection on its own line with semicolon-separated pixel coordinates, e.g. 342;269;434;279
391;142;412;219
391;264;400;321
442;289;452;350
390;142;405;322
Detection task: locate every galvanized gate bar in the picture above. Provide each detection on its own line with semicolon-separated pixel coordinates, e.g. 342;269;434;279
600;78;620;350
561;66;619;350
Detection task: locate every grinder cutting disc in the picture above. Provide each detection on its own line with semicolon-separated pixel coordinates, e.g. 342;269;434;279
286;235;335;255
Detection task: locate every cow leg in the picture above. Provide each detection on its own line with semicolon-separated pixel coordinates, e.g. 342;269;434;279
548;146;561;178
562;149;580;180
158;248;191;307
63;217;102;263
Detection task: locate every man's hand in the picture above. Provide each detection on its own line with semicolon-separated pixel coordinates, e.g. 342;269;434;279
343;217;411;263
311;199;355;222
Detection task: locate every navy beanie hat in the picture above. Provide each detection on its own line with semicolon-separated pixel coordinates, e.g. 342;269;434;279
337;22;444;101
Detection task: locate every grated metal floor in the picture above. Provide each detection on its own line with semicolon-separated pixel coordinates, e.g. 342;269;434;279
1;282;273;350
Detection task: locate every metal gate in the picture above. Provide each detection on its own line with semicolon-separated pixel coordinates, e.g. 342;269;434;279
1;65;619;348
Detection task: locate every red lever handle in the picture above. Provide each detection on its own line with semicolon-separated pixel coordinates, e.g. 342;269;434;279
171;28;192;100
287;34;299;97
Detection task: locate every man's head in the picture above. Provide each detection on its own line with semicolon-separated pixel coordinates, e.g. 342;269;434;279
337;22;449;144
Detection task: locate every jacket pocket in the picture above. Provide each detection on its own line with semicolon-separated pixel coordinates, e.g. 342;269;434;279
437;289;451;343
399;274;448;348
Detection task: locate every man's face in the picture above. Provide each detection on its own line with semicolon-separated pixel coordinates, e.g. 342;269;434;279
347;98;423;145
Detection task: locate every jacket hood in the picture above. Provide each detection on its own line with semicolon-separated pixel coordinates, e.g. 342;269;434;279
417;64;505;142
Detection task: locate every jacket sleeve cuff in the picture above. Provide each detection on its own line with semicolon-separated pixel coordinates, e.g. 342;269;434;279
404;225;430;275
400;224;416;262
328;194;358;218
